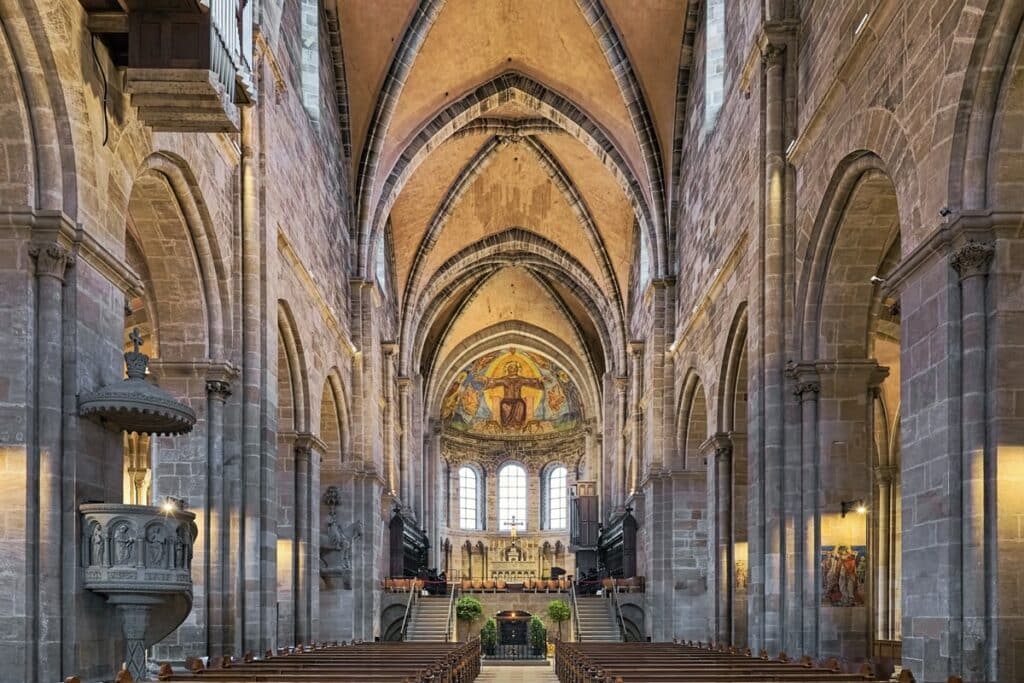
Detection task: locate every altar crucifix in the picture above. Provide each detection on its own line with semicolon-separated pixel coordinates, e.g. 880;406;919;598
504;515;524;539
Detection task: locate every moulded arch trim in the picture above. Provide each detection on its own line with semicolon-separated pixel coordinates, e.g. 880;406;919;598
426;323;602;429
676;368;709;470
133;152;231;360
401;134;624;316
403;229;626;376
409;260;622;387
0;0;77;215
948;0;1024;210
796;152;901;361
322;368;353;460
716;303;748;434
361;71;660;280
278;300;311;434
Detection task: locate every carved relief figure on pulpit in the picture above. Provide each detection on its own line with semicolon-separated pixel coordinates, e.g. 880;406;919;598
484;362;544;430
90;524;105;566
145;525;166;567
113;522;135;565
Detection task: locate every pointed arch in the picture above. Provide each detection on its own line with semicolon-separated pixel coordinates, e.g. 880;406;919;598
403;228;627;377
320;368;352;470
948;0;1024;211
277;300;311;434
677;369;710;470
361;71;660;279
797;151;901;361
717;303;748;434
401;134;624;321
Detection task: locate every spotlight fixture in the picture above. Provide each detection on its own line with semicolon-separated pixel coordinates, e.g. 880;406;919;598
840;499;867;518
939;206;952;217
869;275;885;284
161;497;183;514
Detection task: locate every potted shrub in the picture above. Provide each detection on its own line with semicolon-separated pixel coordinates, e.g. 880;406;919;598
547;599;571;640
529;615;547;656
480;617;497;656
455;596;483;641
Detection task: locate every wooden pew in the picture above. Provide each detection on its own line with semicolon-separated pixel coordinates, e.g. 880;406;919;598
554;641;885;683
163;641;481;683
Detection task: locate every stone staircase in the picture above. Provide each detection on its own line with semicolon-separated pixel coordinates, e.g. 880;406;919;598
405;596;451;641
574;596;621;642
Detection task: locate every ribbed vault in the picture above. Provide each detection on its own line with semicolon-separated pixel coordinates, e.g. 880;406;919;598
337;0;692;436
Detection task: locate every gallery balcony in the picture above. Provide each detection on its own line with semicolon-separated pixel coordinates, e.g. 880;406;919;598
80;502;198;681
79;0;255;132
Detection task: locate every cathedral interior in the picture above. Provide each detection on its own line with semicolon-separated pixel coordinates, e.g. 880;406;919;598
1;1;1022;682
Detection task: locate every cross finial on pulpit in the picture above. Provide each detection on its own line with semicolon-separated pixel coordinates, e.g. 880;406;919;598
129;327;144;353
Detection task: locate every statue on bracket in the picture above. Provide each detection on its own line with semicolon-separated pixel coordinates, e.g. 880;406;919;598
320;485;362;587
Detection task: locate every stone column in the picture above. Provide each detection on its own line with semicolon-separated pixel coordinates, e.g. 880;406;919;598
396;376;412;511
614;377;628;506
873;464;896;643
30;242;71;683
239;102;265;654
382;343;398;499
761;41;787;656
206;378;232;656
628;343;644;497
792;373;820;656
294;440;312;645
713;434;734;644
426;420;443;558
951;240;994;682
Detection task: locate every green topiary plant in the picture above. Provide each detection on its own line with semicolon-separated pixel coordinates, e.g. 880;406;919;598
480;617;497;655
547;599;571;640
529;615;547;655
456;595;483;622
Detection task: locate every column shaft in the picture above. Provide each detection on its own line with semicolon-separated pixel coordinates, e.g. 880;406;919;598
762;42;787;655
953;242;994;682
31;243;70;683
206;380;231;656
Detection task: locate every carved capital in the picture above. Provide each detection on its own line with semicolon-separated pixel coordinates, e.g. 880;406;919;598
951;240;994;280
874;465;897;485
381;341;399;356
793;381;820;400
29;242;72;281
614;376;628;393
761;44;786;69
396;376;412;394
206;380;232;401
713;433;733;460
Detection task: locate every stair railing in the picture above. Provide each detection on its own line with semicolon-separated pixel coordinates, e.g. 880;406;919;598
569;580;582;642
610;581;627;642
444;581;458;642
400;579;418;641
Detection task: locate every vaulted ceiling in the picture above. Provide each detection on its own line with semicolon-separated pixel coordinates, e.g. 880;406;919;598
337;0;692;417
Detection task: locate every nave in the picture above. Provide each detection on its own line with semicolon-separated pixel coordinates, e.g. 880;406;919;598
3;1;1023;683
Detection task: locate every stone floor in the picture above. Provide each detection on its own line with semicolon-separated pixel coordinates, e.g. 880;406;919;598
477;662;559;682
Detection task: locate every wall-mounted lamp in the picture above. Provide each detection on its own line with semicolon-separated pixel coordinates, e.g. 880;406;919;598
840;499;867;518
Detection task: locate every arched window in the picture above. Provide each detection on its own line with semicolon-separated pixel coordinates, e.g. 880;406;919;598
458;466;479;530
546;465;568;530
300;0;320;120
498;464;527;531
704;0;726;124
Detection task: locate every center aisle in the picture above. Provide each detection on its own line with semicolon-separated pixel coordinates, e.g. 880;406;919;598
477;663;560;683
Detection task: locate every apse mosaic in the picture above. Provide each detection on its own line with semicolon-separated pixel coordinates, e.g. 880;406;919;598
441;349;583;436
